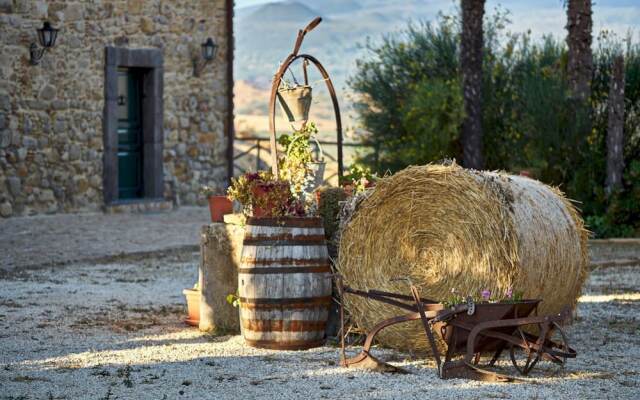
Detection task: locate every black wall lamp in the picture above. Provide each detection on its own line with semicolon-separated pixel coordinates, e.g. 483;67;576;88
193;37;217;77
30;21;58;65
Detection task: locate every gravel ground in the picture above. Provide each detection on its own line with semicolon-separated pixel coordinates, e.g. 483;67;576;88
0;207;208;270
0;254;638;400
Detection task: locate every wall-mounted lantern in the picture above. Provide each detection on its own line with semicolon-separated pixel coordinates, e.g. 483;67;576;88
30;21;59;66
193;37;217;77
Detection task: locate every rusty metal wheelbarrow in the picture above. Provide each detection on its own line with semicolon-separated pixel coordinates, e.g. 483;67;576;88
336;279;576;382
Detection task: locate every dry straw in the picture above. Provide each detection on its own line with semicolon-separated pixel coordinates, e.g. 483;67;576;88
338;163;589;351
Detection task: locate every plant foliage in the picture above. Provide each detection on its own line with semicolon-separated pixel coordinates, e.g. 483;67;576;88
349;11;640;237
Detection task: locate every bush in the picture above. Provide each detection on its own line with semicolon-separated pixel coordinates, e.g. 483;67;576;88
349;10;640;237
316;186;348;242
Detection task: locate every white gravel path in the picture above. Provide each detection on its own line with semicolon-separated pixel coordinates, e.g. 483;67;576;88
0;255;638;400
0;207;208;270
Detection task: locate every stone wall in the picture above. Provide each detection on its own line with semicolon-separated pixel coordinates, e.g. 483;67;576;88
0;0;232;217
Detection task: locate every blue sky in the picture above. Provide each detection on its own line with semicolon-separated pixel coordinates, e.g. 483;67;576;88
235;0;639;40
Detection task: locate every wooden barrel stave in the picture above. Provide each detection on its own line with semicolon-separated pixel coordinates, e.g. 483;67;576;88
238;272;332;298
239;217;332;350
240;244;328;262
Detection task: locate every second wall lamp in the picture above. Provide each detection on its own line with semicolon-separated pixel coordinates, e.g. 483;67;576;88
193;37;217;77
30;21;59;66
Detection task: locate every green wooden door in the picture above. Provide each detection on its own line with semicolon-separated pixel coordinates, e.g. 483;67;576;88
117;68;144;199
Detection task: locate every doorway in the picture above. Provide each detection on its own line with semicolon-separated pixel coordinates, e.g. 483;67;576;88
117;68;144;199
103;46;164;205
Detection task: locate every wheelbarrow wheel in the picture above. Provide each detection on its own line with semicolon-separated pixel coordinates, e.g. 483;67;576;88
541;322;572;369
509;326;543;375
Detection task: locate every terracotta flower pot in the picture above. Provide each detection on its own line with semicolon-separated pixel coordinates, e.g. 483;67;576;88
208;195;233;223
251;182;290;217
342;184;354;197
183;288;200;327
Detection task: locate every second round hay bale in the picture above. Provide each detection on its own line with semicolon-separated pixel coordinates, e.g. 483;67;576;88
338;163;588;351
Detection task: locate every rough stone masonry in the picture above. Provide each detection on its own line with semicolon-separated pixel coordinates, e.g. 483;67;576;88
0;0;232;217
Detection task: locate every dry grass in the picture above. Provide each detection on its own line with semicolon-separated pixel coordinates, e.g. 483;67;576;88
338;163;589;351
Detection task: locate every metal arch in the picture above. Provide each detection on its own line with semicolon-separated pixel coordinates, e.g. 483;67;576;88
267;18;344;180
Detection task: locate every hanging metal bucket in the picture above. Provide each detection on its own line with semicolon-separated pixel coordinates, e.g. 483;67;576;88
277;85;312;124
306;161;326;193
286;135;326;195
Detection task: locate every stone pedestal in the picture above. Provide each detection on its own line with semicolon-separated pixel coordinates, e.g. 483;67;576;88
199;215;245;333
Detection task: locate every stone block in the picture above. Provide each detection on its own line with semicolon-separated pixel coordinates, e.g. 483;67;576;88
13;0;29;13
0;130;10;148
65;3;84;21
51;100;67;110
128;0;144;14
140;17;155;34
199;221;244;333
73;176;89;193
0;201;12;217
16;148;27;161
68;144;81;161
53;118;67;134
0;93;10;111
39;189;55;202
39;84;57;101
0;0;13;13
33;1;48;18
6;176;20;196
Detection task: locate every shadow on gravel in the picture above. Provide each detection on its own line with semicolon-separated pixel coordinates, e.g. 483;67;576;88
5;329;237;366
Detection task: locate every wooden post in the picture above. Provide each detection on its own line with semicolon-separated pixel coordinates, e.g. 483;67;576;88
605;54;625;196
199;217;245;333
460;0;486;170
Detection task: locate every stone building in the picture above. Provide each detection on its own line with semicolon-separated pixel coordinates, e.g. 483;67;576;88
0;0;234;217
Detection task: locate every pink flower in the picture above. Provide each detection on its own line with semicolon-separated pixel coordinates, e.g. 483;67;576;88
481;289;491;301
245;172;260;182
506;287;513;298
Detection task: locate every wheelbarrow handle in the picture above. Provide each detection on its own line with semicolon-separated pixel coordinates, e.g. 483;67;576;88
432;305;469;323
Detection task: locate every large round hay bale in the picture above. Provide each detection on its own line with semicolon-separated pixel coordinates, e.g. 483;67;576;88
338;163;588;351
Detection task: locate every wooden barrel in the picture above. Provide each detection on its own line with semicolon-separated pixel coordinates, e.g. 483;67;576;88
238;217;332;350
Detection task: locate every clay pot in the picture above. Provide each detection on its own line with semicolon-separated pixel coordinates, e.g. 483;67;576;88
342;184;354;197
208;195;233;223
251;182;290;217
183;288;200;327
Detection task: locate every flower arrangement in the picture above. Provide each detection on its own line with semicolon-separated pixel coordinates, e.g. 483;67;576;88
227;171;292;217
200;185;225;196
340;164;378;195
277;122;319;195
443;286;524;308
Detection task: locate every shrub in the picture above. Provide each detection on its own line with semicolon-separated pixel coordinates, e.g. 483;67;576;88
349;10;640;237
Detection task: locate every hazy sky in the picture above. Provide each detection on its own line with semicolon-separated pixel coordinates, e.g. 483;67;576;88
235;0;639;40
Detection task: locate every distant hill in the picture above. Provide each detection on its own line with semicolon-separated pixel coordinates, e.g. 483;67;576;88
297;0;361;15
233;0;451;137
234;0;447;89
241;1;322;26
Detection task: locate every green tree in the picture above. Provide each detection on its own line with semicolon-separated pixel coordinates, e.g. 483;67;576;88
349;10;640;237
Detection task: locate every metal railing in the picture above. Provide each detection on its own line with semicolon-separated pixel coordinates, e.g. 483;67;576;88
233;135;375;181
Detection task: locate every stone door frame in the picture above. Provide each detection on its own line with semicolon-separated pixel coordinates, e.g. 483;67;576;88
102;46;164;204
